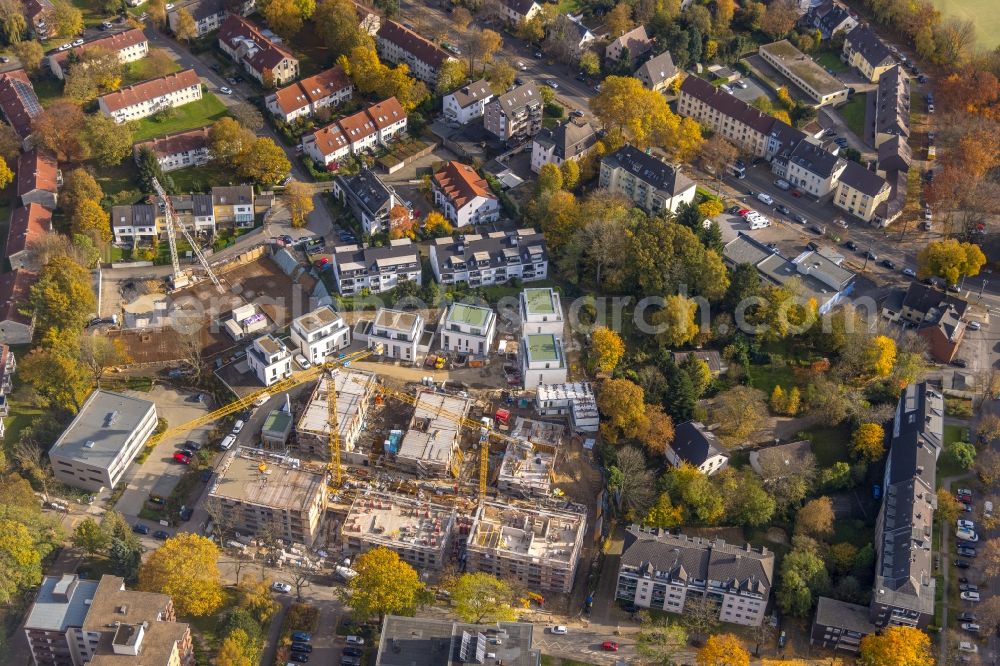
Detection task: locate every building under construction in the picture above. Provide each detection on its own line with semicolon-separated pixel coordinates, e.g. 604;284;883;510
497;418;562;498
295;369;377;461
393;390;472;477
208;449;328;546
462;501;586;594
342;491;457;569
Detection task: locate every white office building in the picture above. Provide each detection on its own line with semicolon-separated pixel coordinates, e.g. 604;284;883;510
290;305;351;364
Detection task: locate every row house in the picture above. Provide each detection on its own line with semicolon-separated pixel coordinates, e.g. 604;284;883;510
218;15;299;86
0;70;42;145
46;28;149;79
0;343;15;415
484;82;543;145
6;203;51;271
133;126;212;173
869;65;909;148
530;118;598;173
290;305;351;365
265;66;352;122
431;161;499;227
330;238;421;296
212;185;254;226
332;167;412;236
0;269;38;345
97;69;202;124
375;20;455;84
168;0;255;37
111;187;247;244
599;145;697;214
25;0;53;39
429;229;547;287
17;150;60;209
301;97;407;167
843;24;895;82
442;79;493;125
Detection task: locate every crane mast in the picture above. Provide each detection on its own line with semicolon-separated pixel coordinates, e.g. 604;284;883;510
151;177;225;292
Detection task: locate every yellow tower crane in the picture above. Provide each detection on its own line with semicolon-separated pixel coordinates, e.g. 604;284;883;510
326;369;343;487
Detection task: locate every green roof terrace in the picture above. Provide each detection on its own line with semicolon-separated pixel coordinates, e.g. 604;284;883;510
525;333;563;364
523;288;557;315
446;302;493;328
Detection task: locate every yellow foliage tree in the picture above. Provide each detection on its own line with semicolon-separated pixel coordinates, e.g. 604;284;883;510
851;423;886;462
770;385;786;413
698;199;724;218
0;159;12;189
590;326;625;375
697;633;750;666
916;239;986;286
866;335;896;377
858;625;933;666
596;378;647;443
449;572;519;623
785;386;801;416
139;533;223;616
644;492;684;528
424;211;453;236
344;547;426;622
590;76;703;157
263;0;304;39
284;181;314;228
216;628;255;666
651;295;699;348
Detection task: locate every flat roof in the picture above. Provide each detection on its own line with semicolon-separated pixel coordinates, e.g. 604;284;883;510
523;288;557;315
254;334;287;356
209;453;325;511
526;334;560;362
344;491;455;550
509;416;565;449
293;305;342;334
25;575;99;632
373;308;419;332
263;409;293;434
296;369;375;445
469;501;585;563
49;390;156;468
760;40;847;97
446;302;492;328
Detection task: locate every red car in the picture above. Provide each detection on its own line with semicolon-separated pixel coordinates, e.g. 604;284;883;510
601;641;619;651
173;452;192;464
737;207;750;217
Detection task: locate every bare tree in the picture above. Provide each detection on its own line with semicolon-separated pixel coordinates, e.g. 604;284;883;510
681;596;720;641
292;568;312;601
699;135;739;191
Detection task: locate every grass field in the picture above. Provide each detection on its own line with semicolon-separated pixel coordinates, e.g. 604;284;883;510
165;164;233;193
132;94;229;142
931;0;1000;48
807;424;852;468
838;93;867;138
814;49;848;73
124;53;183;86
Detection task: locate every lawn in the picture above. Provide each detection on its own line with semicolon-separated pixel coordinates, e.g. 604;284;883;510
938;424;972;482
838;93;867;138
32;77;64;108
807;424;852;467
746;362;797;395
814;49;848;73
132;94;229;142
554;0;580;14
930;0;1000;48
124;53;182;85
94;163;142;203
166;164;234;193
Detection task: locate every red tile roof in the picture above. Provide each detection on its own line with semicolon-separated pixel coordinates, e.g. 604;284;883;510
366;96;405;130
377;20;451;69
432;161;495;210
49;28;147;69
219;15;297;76
16;150;58;199
338;107;378;143
0;70;41;138
98;69;200;113
268;66;351;116
134;126;211;160
0;269;38;326
307;123;348;158
6;204;51;258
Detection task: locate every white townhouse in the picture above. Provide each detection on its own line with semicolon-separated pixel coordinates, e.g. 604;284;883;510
331;239;422;296
431;161;499;227
97;69;202;124
442;79;493;125
437;302;497;357
133;126;211;173
247;334;292;387
46;28;149;79
375;20;454;84
110;203;159;245
290;305;351;364
265;66;353;123
366;308;424;363
519;287;563;337
519;333;567;388
429;229;548;287
771;140;847;197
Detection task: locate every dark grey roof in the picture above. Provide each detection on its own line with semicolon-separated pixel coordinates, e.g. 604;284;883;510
25;575;99;632
814;597;877;634
48;390;156;469
788;140;843;179
212;185;253;206
448;79;492;109
875;168;906;222
335;167;395;220
671;350;724;374
493;83;541;115
110;203;157;229
376;616;540;666
680;75;778;135
500;0;539;18
877;135;911;171
174;0;225;21
432;229;546;273
635;50;677;87
901;282;968;320
838;160;888;197
846;24;894;69
333;239;419;277
722;233;774;267
873;65;909;139
819;5;853;33
602;145;695;197
620;526;774;595
670;421;726;466
532;119;597;161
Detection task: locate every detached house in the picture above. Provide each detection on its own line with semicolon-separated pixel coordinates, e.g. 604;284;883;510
218;15;299;86
520;333;567;388
666;421;729;475
265;66;352;122
133;126;212;173
843;25;894;82
884;282;968;363
25;0;54;40
365;308;425;363
635;51;678;93
442;79;493;125
484;82;543;145
46;28;149;80
6;204;51;271
438;302;497;356
530;118;598;173
98;69;202;123
375;20;454;84
16;150;60;209
834;161;891;224
332;167;412;236
290;305;350;364
599;145;696;214
605;25;652;63
805;0;857;39
431;161;499;227
247;334;292;386
499;0;542;25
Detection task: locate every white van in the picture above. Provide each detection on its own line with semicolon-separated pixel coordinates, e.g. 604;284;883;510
220;435;236;450
747;214;771;230
774;179;791;190
985;500;993;518
757;192;774;205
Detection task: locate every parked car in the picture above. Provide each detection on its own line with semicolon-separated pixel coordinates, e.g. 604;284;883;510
550;626;568;635
345;636;365;646
132;523;150;535
957;530;979;542
775;204;790;215
961;591;981;602
958;641;979;652
903;268;916;277
880;259;896;270
960;584;979;592
959;612;978;622
294;354;311;369
601;641;619;651
952;358;969;368
232;420;245;434
958;519;975;530
845;240;858;251
290;643;313;653
968;321;982;331
958;488;973;499
757;192;774;205
220;86;233;95
793;214;807;224
173;452;191;464
865;250;878;260
545;79;559;89
956;559;971;568
272;582;292;593
289;654;310;663
153;530;169;540
179;506;193;521
342;647;363;657
291;632;312;643
958;546;977;558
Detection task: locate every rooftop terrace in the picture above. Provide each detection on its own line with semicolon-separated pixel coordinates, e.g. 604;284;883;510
446;302;492;328
523;288;557;315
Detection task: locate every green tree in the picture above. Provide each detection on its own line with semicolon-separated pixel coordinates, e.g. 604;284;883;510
71;517;110;555
669;464;724;524
12;40;44;75
61;169;104;219
652;295;700;348
139;534;223;616
723;470;775;527
949;441;977;469
637;623;688;664
343;547;427;622
644;492;684;528
777;539;830;617
0;519;43;605
238;138;291;185
51;0;83;37
449;573;519;623
680;355;712;398
209;117;257;167
137;146;166;193
631;216;729;301
29;256;96;336
916;239;987;286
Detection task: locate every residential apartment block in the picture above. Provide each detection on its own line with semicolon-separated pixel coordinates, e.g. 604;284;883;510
290;305;350;364
519;287;563;336
520;333;567;388
882;282;967;362
484;83;543;145
247;334;292;387
333;167;411;236
343;492;456;569
218;15;299;85
375;20;454;84
265;65;352;122
397;391;472;476
301;97;407;167
364;308;424;363
843;24;895;82
331;239;421;296
599;145;696;214
463;501;586;594
869;65;909;148
377;617;540;666
616;527;775;626
98;69;202;123
48;390;158;492
666;421;729;475
442;79;493;125
530;118;598;173
17;150;60;209
431;161;500;227
534;382;599;433
438;302;496;356
6;203;52;271
758;40;848;106
25;574;194;666
168;0;255;37
834;160;892;224
133;126;212;173
429;229;548;287
209;450;329;545
771;140;847;197
46;28;149;79
295;368;376;458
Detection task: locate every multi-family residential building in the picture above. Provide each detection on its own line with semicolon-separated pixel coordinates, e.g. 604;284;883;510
212;185;254;226
869;65;909;148
530;118;598;173
0;70;43;143
0;269;38;344
218;15;299;85
376;617;541;666
520;333;567;388
534;382;599;433
805;0;857;39
498;0;542;25
771;140;847;197
168;0;255;37
605;25;653;63
16;150;60;209
429;229;548;287
519;287;563;336
810;596;877;652
25;574;194;666
0;343;17;405
397;391;472;476
24;0;54;40
833;160;892;224
343;492;456;569
634;50;679;93
133;126;212;172
247;334;292;386
332;167;412;236
442;79;494;125
438;302;496;356
208;450;329;545
46;28;149;79
666;421;729;475
265;66;352;122
171;193;217;235
331;239;422;296
295;368;376;458
877;135;911;173
843;24;895;82
302;122;350;167
301;97;407;166
599;145;697;214
6;203;52;271
290;305;350;364
484;83;543;145
111;203;158;245
431;161;500;227
365;308;424;363
758;40;848;106
48;390;158;492
463;501;586;594
375;20;454;84
882;282;968;363
616;527;775;626
97;69;202;123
